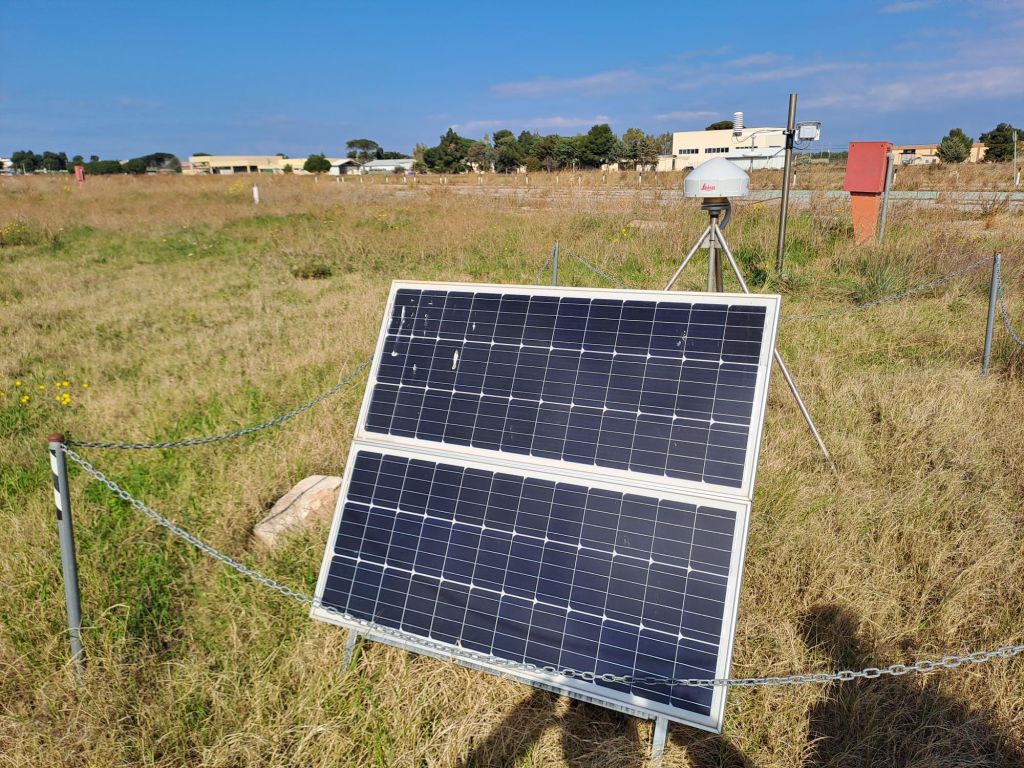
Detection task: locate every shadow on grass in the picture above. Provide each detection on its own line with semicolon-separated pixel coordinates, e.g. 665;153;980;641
453;607;1023;767
798;604;1023;768
454;688;750;767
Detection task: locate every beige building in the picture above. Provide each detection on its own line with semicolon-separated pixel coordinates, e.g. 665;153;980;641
185;155;360;175
892;144;987;165
657;126;787;172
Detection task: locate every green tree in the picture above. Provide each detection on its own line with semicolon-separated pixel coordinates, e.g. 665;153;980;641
936;128;972;163
303;153;331;173
346;139;381;162
494;133;523;173
466;137;495;172
533;134;561;171
654;132;673;155
40;151;68;172
12;150;41;173
579;124;619;168
705;120;734;131
979;123;1019;162
84;160;125;174
124;157;148;174
517;130;538;159
424;129;472;173
89;154;100;162
381;151;410;159
555;136;581;170
621;128;660;170
71;154;84;164
283;164;294;174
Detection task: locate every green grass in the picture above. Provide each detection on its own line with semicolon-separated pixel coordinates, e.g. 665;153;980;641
1;174;1023;767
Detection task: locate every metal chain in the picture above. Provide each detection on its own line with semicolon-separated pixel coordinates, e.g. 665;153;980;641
62;446;1024;690
785;256;991;321
533;252;554;285
997;264;1024;347
567;253;632;289
67;357;373;450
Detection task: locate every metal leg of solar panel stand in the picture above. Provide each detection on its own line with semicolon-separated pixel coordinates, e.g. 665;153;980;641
551;241;560;286
663;226;712;291
714;224;834;466
342;630;360;668
649;716;669;766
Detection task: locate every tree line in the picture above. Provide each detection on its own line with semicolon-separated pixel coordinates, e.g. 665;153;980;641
9;150;181;175
412;125;673;174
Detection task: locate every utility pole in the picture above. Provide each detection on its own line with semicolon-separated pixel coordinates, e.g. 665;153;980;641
775;93;798;274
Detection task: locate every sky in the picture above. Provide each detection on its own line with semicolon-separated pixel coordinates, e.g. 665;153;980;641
2;0;1022;160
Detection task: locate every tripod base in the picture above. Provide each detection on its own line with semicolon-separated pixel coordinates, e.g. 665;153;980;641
664;219;833;466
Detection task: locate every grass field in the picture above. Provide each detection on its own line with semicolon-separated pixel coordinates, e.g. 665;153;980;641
2;172;1023;767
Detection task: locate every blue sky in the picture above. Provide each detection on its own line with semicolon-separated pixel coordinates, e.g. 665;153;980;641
2;0;1021;159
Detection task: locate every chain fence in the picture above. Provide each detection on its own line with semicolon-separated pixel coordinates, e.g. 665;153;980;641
68;357;373;450
560;251;996;324
62;444;1024;690
997;262;1024;347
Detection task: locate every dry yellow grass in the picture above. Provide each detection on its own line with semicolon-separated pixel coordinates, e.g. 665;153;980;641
1;174;1023;767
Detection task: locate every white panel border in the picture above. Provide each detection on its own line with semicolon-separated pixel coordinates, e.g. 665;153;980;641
354;281;780;503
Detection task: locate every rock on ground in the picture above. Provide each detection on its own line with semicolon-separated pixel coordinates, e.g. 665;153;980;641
253;475;341;547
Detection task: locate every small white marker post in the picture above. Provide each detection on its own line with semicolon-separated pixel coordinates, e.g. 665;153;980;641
252;185;260;205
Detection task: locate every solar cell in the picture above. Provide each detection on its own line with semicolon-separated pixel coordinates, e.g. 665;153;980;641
314;281;779;733
361;285;777;496
316;446;750;727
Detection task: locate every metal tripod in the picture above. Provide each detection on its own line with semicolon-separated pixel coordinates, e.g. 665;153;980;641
663;203;833;466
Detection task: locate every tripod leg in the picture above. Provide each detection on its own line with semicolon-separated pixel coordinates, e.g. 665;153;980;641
714;225;834;466
664;226;712;291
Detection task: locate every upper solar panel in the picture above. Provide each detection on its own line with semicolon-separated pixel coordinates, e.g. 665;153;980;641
357;284;780;498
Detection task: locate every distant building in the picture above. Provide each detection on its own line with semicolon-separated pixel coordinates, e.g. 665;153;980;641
0;157;12;173
360;158;414;174
186;155;359;175
892;144;986;165
657;126;787;172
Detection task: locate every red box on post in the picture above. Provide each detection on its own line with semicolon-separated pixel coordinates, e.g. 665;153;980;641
844;142;892;194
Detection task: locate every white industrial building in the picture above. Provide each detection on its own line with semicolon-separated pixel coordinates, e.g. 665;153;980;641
360;158;415;174
657;112;787;172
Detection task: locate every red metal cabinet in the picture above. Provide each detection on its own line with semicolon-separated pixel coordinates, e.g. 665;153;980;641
844;142;892;194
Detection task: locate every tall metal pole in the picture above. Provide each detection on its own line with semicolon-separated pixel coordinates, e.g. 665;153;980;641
707;211;723;292
1014;130;1019;188
551;241;560;286
878;152;895;244
48;434;85;671
775;93;798;274
982;252;1001;376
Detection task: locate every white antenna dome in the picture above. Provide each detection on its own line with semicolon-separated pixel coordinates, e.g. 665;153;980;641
683;158;750;198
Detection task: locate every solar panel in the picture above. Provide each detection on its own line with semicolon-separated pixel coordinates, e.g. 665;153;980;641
313;281;780;733
317;445;751;728
359;286;772;497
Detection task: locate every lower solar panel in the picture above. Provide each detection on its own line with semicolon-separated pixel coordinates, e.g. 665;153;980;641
312;443;751;731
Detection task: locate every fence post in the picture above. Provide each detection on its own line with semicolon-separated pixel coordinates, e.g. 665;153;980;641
48;434;85;671
551;242;560;286
983;253;1001;375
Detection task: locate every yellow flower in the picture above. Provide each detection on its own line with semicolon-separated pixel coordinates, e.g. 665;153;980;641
15;380;21;387
38;384;45;391
20;394;30;404
82;383;89;389
62;380;69;388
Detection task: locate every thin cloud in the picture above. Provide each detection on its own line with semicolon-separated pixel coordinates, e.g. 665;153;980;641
452;115;612;134
654;110;718;121
881;1;932;11
118;96;161;110
726;53;785;68
804;64;1024;109
491;70;637;96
